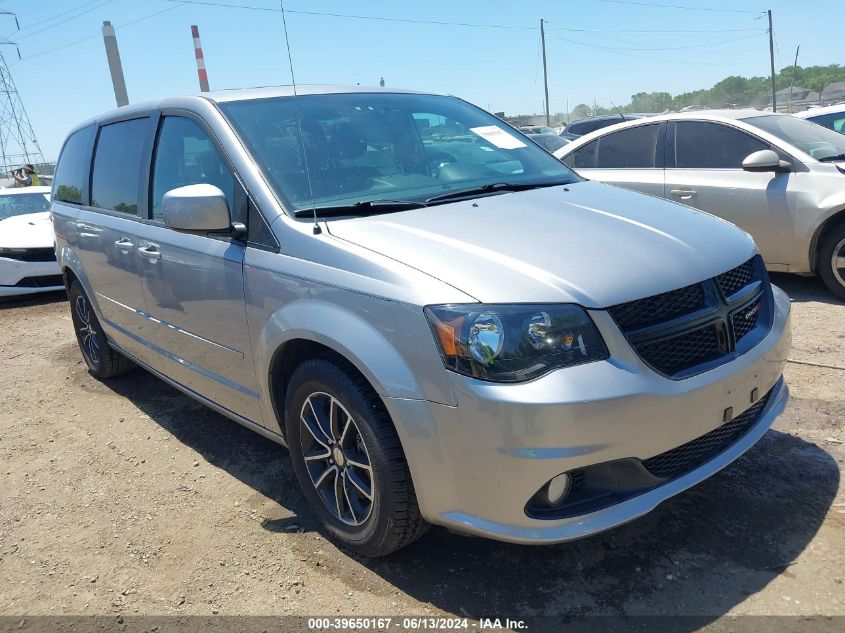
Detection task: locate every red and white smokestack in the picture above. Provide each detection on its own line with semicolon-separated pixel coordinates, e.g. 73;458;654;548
191;25;209;92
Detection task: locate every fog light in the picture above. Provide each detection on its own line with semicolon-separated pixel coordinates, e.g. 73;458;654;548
546;473;571;505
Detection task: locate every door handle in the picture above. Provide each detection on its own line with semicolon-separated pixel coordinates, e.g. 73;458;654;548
670;188;697;200
137;244;161;263
114;237;134;253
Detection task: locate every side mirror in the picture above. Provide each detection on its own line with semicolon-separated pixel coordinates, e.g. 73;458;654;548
742;149;791;173
162;184;244;237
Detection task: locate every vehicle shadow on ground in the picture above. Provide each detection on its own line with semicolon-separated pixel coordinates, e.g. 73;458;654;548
771;272;843;305
0;289;66;310
103;368;839;622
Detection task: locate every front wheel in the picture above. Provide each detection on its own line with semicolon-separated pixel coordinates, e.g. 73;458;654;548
68;281;134;379
818;222;845;300
285;357;428;557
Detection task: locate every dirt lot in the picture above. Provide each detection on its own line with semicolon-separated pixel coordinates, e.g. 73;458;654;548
0;274;843;627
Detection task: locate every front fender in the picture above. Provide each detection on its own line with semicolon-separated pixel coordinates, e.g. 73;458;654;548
253;295;456;434
807;200;845;271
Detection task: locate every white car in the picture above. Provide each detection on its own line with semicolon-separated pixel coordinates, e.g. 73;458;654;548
553;110;845;298
795;103;845;134
0;186;63;297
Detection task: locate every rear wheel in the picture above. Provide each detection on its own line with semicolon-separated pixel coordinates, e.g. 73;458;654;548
818;222;845;300
68;281;134;379
285;357;427;557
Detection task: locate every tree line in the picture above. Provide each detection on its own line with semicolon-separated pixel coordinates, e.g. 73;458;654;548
556;64;845;121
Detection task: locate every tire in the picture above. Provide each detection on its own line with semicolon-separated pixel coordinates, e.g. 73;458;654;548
68;280;134;379
818;222;845;301
285;357;428;557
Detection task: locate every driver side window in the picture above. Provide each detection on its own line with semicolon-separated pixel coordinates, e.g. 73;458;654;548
151;116;235;220
674;121;768;169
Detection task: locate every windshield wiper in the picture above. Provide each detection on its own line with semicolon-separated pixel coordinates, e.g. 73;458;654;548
425;180;571;204
818;153;845;163
293;199;427;218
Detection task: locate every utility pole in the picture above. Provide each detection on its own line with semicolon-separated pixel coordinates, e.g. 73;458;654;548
191;25;210;92
102;21;128;107
788;45;800;111
540;18;550;126
767;10;776;112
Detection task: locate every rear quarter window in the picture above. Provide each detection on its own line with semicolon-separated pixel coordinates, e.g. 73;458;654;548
53;125;95;205
564;140;598;169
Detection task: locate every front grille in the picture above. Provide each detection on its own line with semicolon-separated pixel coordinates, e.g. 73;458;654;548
732;296;761;343
1;247;56;262
642;386;773;479
608;282;706;331
609;256;772;379
14;274;64;288
634;324;723;376
716;259;753;298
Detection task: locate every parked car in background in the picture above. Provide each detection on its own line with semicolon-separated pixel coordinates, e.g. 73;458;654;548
0;186;62;297
795;103;845;134
560;114;648;141
519;125;557;135
526;132;571;153
52;87;790;556
554;110;845;298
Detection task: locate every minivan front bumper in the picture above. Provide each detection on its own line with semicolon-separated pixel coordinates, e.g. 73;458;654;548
383;285;791;544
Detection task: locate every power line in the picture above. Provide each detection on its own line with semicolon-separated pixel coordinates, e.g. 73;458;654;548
13;0;119;42
581;31;765;52
4;0;108;38
15;3;186;62
550;34;756;66
165;0;763;33
164;0;535;29
590;0;764;14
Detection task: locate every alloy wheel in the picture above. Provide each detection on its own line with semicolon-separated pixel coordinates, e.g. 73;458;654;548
832;237;845;289
74;295;101;365
299;392;375;526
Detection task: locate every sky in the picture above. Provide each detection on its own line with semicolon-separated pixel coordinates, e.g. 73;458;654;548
1;0;842;160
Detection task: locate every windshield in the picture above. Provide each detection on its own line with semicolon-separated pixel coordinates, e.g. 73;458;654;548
744;114;845;161
220;93;578;213
0;192;50;220
529;134;570;153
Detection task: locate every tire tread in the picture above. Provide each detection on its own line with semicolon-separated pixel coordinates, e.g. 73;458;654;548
288;356;428;556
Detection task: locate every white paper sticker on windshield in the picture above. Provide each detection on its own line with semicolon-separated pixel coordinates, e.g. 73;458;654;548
470;125;527;149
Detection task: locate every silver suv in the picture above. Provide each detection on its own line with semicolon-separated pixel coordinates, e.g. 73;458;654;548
51;87;791;556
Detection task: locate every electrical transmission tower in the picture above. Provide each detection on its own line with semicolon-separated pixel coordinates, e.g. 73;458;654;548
0;10;45;175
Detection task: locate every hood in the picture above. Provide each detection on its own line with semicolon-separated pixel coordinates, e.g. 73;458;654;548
0;212;55;249
326;181;757;308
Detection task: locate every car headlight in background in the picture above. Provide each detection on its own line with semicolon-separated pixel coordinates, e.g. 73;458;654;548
425;304;609;382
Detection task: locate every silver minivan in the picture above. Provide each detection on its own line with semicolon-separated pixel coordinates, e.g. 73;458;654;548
51;87;791;556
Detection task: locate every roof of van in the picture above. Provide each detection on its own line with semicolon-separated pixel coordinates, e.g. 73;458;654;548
63;85;441;137
203;84;432;103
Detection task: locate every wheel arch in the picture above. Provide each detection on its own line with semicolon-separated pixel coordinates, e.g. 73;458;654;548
809;207;845;272
258;300;429;437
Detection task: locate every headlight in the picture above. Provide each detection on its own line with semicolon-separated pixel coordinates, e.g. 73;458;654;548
425;304;609;382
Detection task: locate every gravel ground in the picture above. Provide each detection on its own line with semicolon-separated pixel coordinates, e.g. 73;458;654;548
0;274;843;626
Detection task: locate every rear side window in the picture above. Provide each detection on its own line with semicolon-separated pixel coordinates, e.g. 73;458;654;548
674;121;767;169
53;126;94;204
596;124;659;168
91;118;150;215
564;140;598;169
